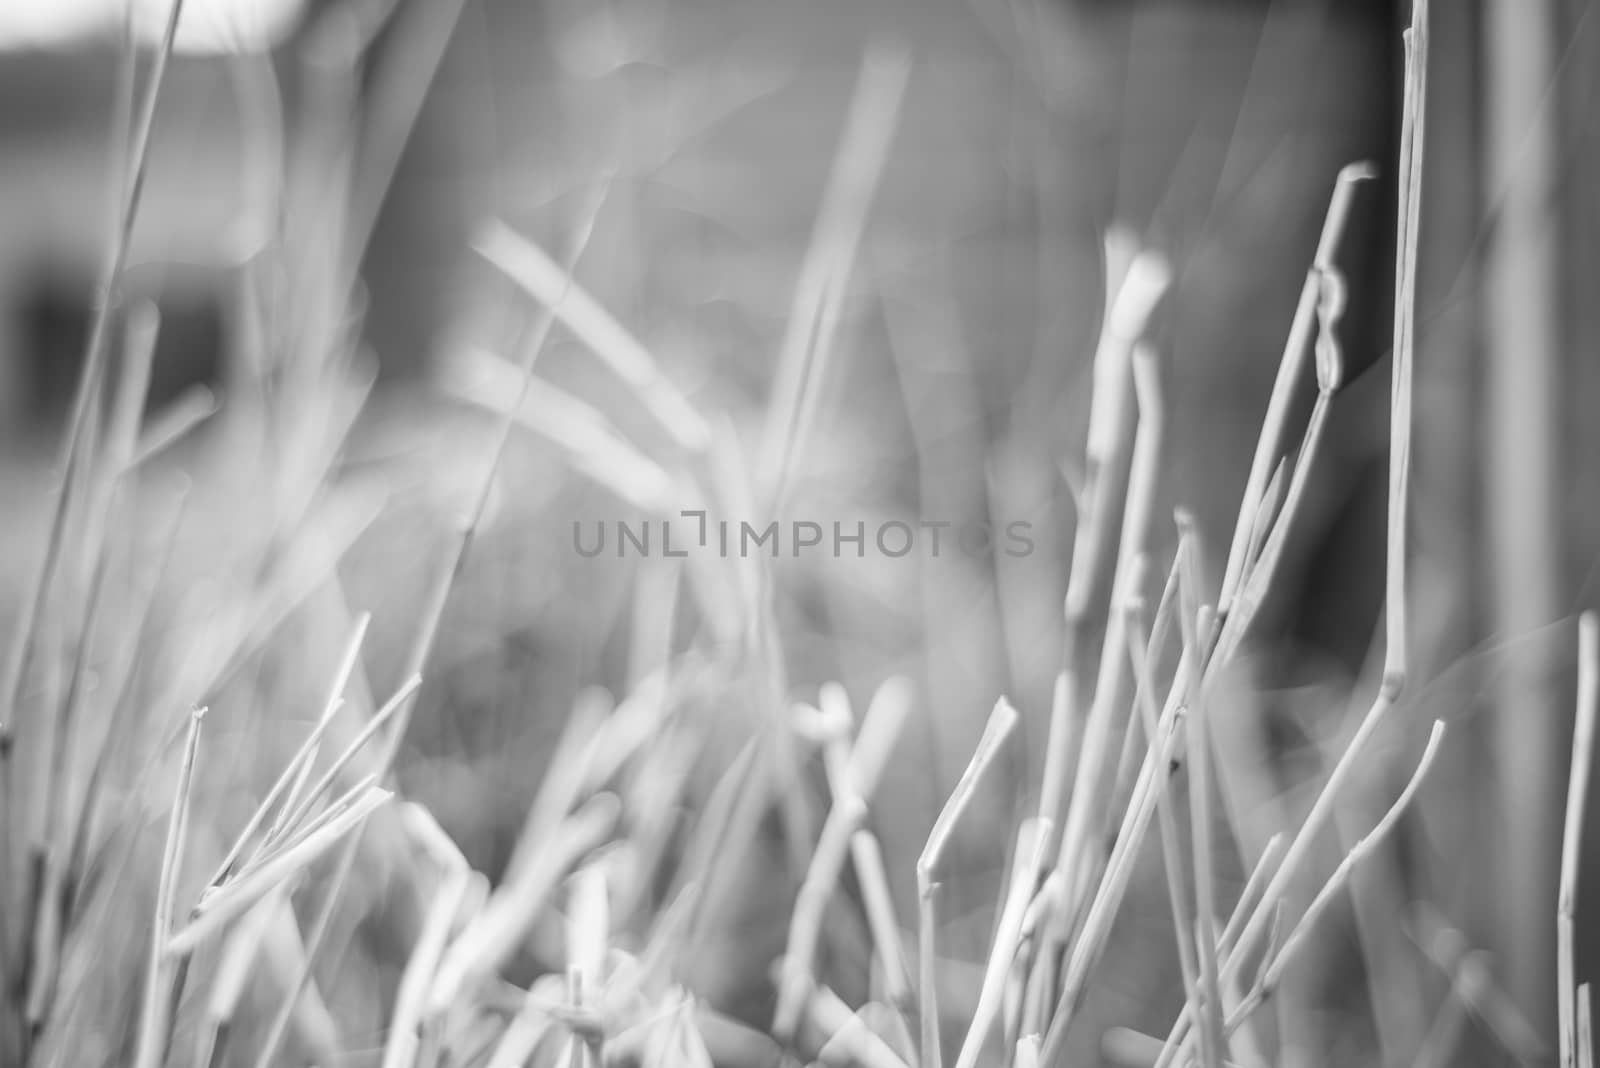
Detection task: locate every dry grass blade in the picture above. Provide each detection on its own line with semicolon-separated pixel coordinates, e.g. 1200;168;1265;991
60;482;190;930
759;44;910;513
954;816;1051;1068
774;682;907;1042
842;680;916;1017
505;688;612;882
1031;340;1168;1040
264;674;422;848
1187;610;1227;1068
398;800;471;873
29;312;158;912
582;677;680;799
918;698;1019;1068
1087;250;1170;472
847;677;914;799
206;614;373;890
1562;612;1599;1068
853;828;914;1008
1122;593;1202;1042
104;299;160;476
1036;668;1080;864
253;898;343;1067
1219;833;1286;960
1216;161;1375;615
568;863;609;1048
1102;552;1183;824
1239;456;1289;588
128;386;220;469
167;783;392;957
1033;231;1155;845
1408;905;1547;1064
803;982;910;1068
159;490;387;716
443;346;681;514
343;0;471;264
782;814;878;1026
485;989;560;1068
1149;834;1288;1067
1053;338;1167;909
1037;363;1164;1036
656;737;759;968
476;220;709;453
25;421;156;1029
193;884;344;1068
1039;686;1188;1063
1224;722;1446;1041
429;793;621;1012
197;887;286;1068
1386;0;1429;691
1298;726;1446;972
1580;983;1594;1068
1219;389;1333;662
132;706;205;1068
566;969;591;1068
269;615;375;838
383;868;481;1068
1412;951;1477;1068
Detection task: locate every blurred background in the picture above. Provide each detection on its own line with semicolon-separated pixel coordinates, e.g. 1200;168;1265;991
1;0;1597;1064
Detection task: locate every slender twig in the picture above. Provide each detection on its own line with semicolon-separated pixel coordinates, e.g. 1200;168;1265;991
1219;833;1287;961
1224;722;1447;1036
1124;593;1202;1030
204;614;373;891
917;699;1019;1068
199;617;371;895
167;782;392;958
267;615;376;842
1216;161;1375;618
263;674;423;850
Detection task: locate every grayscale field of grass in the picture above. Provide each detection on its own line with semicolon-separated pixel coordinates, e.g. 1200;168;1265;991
0;1;1596;1066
